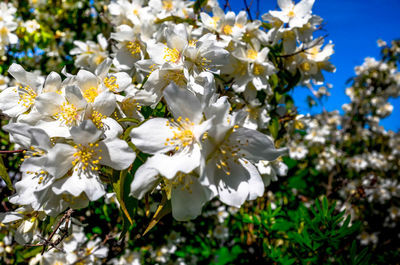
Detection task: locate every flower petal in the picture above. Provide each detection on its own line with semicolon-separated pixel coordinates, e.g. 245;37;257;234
130;118;175;154
171;175;208;221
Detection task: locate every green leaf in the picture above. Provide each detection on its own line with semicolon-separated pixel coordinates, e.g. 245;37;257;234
111;169;134;225
155;15;196;25
282;156;297;169
110;167;139;239
193;0;208;13
322;197;328;217
117;117;140;124
268;117;280;139
143;192;172;235
0;155;13;191
242;214;253;223
269;74;279;89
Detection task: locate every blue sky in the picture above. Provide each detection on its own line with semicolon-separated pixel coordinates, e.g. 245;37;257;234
221;0;400;131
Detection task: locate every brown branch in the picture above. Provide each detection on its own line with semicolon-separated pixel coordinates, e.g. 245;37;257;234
243;0;253;21
26;208;73;255
277;35;327;58
0;150;26;154
223;0;232;11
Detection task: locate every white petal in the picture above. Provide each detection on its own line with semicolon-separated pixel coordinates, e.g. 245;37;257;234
43;72;62;93
8;63;42;89
93;91;116;116
70;120;102;145
171;175;207;221
98;138;136;170
130;118;175;154
76;69;99;92
52;171;105;201
0;87;26;117
230;127;287;162
65;85;87;109
45;144;75;179
130;164;160;199
142;150;200;180
35;92;64;116
163;82;202;123
241;160;264;200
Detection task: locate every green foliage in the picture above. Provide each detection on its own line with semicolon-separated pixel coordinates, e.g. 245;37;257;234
235;197;370;264
0;155;13;191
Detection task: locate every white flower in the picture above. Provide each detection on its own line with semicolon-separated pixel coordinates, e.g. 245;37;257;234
43;120;135;202
200;97;286;207
24;20;40;34
70;34;109;71
267;0;315;29
0;64;43;118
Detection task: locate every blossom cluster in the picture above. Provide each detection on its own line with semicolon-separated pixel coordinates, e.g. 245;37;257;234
286;39;400;248
0;0;343;263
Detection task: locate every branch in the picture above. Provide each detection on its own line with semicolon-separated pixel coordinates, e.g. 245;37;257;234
277;35;327;58
243;0;253;21
26;208;73;255
223;0;231;11
0;150;25;154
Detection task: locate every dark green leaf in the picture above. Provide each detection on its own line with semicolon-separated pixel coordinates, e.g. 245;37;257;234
0;155;13;191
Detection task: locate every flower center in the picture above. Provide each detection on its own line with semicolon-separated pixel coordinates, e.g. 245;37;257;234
126;41;141;56
214;126;248;176
247;49;258;60
162;0;173;11
253;63;264;75
91;110;106;129
83;86;99;103
17;85;37;108
163;47;181;64
163;70;186;86
72;143;102;171
301;62;311;72
287;10;295;18
121;97;142;115
54;102;79;126
222;24;232;35
165;116;195;151
104;76;119;92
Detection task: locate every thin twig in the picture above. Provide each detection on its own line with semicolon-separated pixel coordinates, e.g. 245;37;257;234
26;209;73;255
0;150;25;154
223;0;231;11
243;0;253;21
277;35;327;58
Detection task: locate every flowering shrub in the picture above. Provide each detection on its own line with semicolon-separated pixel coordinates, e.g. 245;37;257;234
0;0;398;264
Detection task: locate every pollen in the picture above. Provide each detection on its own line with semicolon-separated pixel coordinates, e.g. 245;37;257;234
54;102;79;126
18;85;37;108
222;24;233;35
91;110;106;129
83;86;99;103
215;132;250;176
247;49;258;60
163;70;186;86
121;97;142;115
126;41;141;56
301;62;311;72
162;0;173;11
163;47;180;64
72;143;102;172
188;40;197;47
165;116;196;151
104;76;119;92
253;63;264;75
287;10;295;18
